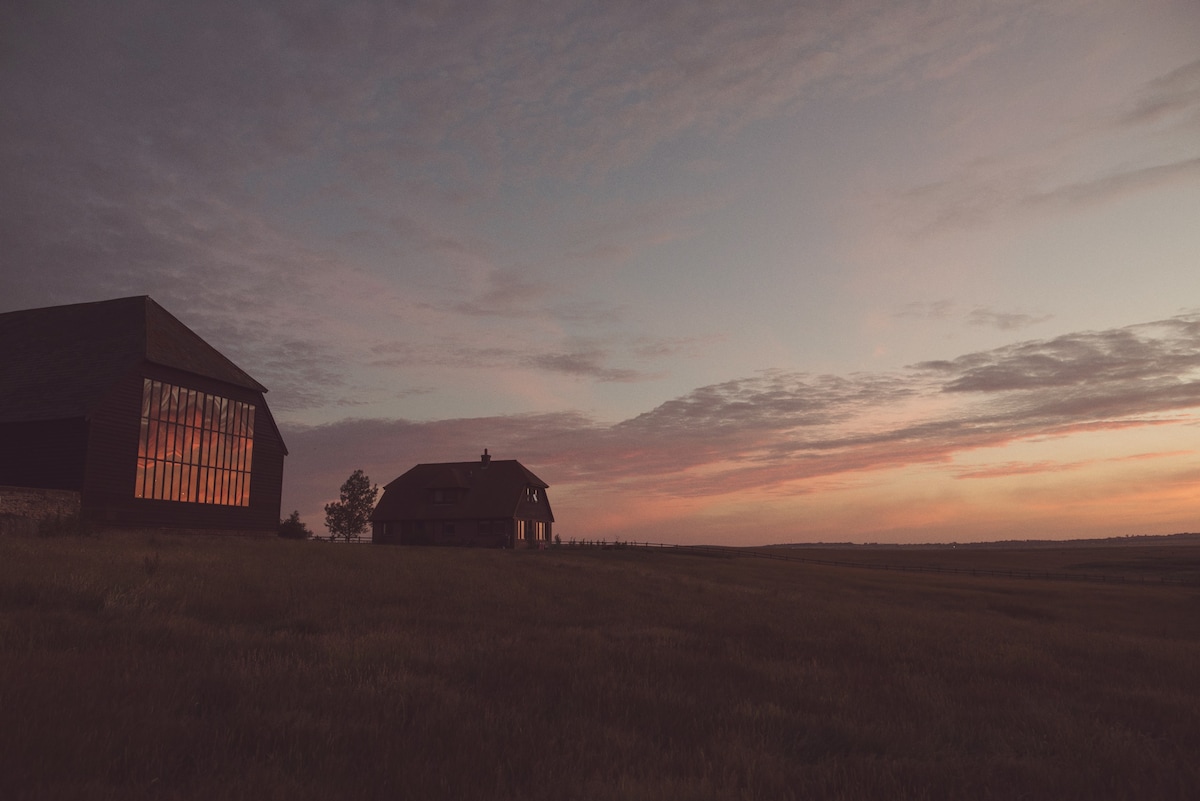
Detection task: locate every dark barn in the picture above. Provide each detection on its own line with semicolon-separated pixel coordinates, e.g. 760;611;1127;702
371;450;554;547
0;296;286;535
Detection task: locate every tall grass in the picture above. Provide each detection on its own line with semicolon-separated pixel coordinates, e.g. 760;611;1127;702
1;534;1198;800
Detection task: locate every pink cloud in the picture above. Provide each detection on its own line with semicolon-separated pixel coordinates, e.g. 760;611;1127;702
283;311;1200;540
955;449;1193;480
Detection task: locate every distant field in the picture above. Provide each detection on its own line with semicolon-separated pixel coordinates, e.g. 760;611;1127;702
2;533;1198;800
756;543;1200;584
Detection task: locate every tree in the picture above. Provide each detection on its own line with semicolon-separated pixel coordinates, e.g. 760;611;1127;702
324;469;378;542
278;510;312;540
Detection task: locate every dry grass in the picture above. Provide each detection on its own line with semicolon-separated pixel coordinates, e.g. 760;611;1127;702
759;543;1200;583
2;534;1198;800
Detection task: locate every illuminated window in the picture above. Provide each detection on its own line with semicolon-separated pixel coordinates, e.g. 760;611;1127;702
135;379;255;506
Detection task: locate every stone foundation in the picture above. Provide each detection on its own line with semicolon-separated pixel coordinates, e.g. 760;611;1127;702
0;486;83;536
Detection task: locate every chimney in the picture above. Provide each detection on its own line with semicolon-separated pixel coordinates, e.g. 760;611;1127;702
481;448;491;467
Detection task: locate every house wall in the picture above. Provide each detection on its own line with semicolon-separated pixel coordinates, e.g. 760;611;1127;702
79;365;285;534
373;518;512;548
514;519;553;548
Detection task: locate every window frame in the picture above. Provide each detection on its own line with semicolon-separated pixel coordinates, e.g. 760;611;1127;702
135;378;256;506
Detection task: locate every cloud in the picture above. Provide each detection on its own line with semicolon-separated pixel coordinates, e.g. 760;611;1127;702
241;336;352;413
1116;57;1200;129
893;153;1200;239
966;307;1053;331
524;351;660;383
954;450;1193;480
915;315;1200;393
2;0;1083;252
1023;157;1200;213
441;268;557;319
284;311;1200;524
2;0;1128;405
368;339;661;383
893;302;1051;331
895;300;955;321
880;54;1200;238
631;333;727;361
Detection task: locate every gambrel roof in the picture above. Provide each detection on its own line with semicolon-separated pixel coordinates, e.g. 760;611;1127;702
372;458;553;523
0;296;265;422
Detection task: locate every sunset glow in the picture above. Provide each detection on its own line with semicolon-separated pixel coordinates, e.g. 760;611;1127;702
136;380;256;507
4;1;1198;543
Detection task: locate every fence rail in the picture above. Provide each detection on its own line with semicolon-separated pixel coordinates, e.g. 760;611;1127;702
556;539;1200;587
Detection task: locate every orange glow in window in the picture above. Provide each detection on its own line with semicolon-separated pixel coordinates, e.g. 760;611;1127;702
135;379;255;506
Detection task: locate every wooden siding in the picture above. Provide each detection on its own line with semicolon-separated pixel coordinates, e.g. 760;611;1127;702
373;518;513;547
0;418;88;490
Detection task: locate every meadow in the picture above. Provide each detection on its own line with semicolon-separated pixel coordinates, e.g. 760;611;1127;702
2;533;1198;800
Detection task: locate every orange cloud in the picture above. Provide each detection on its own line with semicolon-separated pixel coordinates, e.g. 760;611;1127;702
283;312;1200;542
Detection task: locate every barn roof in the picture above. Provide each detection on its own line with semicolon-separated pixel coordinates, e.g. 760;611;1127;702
0;296;267;422
371;458;553;523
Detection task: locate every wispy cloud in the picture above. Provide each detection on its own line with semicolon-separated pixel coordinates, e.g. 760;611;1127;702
1023;157;1200;213
893;302;1051;331
285;311;1200;521
954;450;1193;480
525;351;661;383
965;307;1054;332
3;0;1163;403
368;339;661;383
1115;57;1200;130
895;300;955;321
631;333;727;361
880;55;1200;239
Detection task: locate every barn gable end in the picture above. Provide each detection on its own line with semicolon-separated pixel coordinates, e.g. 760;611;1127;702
0;296;286;535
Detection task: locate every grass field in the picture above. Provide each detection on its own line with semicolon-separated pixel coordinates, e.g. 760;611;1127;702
2;533;1199;800
756;541;1200;584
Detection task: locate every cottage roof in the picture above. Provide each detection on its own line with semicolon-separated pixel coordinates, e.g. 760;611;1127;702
372;459;553;523
0;296;266;421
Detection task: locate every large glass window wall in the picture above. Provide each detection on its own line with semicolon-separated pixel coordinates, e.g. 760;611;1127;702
135;379;255;506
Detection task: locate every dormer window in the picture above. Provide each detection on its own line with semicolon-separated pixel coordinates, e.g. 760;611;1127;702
433;488;457;504
527;487;539;503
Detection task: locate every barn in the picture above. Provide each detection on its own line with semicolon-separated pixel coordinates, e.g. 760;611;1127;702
0;296;286;535
371;450;554;547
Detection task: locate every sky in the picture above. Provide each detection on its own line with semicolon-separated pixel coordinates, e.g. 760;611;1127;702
3;0;1200;545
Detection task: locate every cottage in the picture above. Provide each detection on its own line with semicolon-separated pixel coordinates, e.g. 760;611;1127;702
0;296;286;534
371;450;554;547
